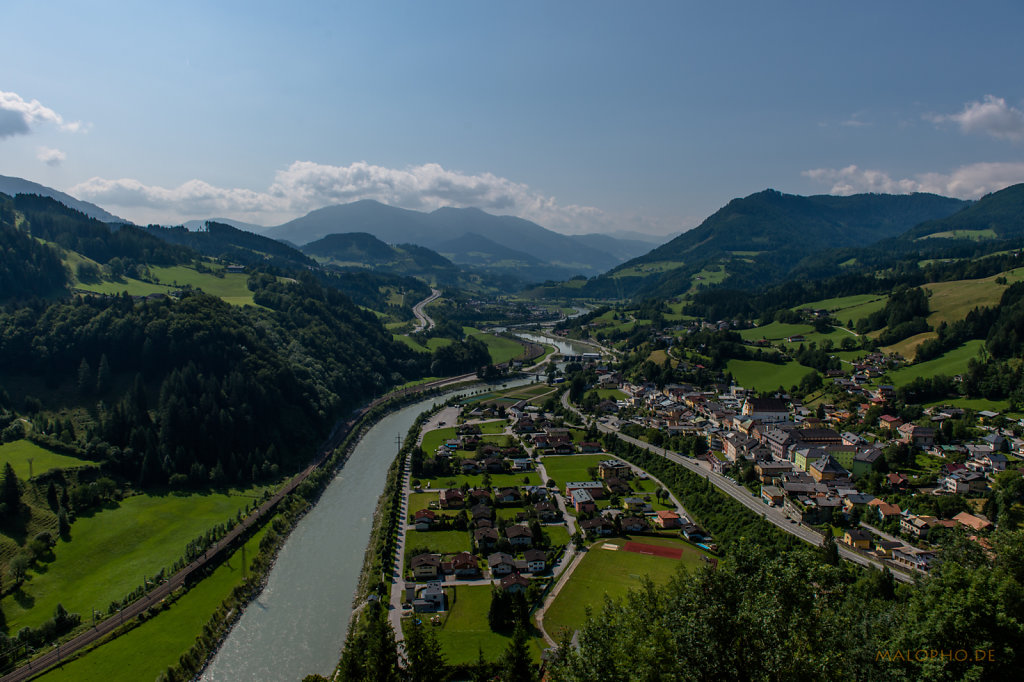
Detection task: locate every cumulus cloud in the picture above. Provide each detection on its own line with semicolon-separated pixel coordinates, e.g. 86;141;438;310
36;146;66;166
928;95;1024;142
71;160;657;233
0;90;83;139
803;162;1024;199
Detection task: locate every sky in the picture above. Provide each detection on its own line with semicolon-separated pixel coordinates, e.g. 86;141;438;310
2;1;1023;235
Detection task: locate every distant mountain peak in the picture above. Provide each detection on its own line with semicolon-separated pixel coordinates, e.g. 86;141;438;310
0;174;129;224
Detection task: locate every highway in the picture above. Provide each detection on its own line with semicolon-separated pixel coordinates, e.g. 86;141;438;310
410;288;441;333
560;392;914;584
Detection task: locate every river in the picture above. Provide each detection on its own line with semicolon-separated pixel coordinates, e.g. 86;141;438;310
512;330;600;357
201;378;533;681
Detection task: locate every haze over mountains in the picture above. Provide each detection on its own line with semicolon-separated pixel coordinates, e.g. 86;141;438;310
264;200;657;282
9;172;1024;296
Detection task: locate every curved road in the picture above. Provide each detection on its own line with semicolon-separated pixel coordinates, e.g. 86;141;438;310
560;393;914;584
411;288;441;333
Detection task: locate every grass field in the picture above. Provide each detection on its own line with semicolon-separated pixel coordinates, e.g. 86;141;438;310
540;455;609;487
923;397;1011;412
881;331;939;360
738;322;813;342
541;537;703;638
148;266;255;305
76;277;171;297
463;328;526;364
610;261;686;279
404;530;471;561
924;268;1024;327
544;525;571;547
0;440;95;479
887;340;986;386
38;524;269;682
478;420;508;434
586;388;627;401
407;492;439;512
2;490;258;632
425;585;545;665
917;229;997;241
726;359;813;392
467;383;558;408
420;427;458;456
440;473;542;489
76;265;260;306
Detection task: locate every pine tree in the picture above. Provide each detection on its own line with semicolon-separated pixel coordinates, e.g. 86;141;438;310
77;358;93;396
96;354;111;393
402;621;447;682
498;623;536;682
1;462;20;517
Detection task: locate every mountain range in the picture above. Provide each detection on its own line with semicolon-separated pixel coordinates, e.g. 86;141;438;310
265;200;658;282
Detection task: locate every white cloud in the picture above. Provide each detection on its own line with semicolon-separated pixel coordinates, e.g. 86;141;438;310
803;162;1024;199
36;146;66;166
71;160;674;234
928;95;1024;142
0;90;83;139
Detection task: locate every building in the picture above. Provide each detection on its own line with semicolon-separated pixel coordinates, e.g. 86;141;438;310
655;510;682;529
741;397;790;423
843;528;872;550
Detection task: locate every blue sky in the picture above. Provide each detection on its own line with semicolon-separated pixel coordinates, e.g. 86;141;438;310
2;1;1023;234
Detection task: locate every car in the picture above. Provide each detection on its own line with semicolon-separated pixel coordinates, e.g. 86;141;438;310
438;421;446;426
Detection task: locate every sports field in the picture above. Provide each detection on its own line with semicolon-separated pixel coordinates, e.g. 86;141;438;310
541;537;706;638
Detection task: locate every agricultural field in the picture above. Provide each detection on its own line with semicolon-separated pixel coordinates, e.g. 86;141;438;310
738;322;813;342
881;331;939;360
923;397;1012;413
1;489;260;632
418;585;546;665
38;525;269;682
391;335;455;354
75;265;260;306
541;537;705;638
887;340;986;386
610;261;686;279
463;328;526;365
148;266;254;305
689;265;728;290
0;440;96;480
917;229;997;241
464;383;558;408
924;268;1024;327
795;293;887;316
75;277;170;298
726;359;813;392
540;455;610;487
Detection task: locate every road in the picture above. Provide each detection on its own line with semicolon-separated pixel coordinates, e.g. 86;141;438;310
411;288;441;333
560;393;914;584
